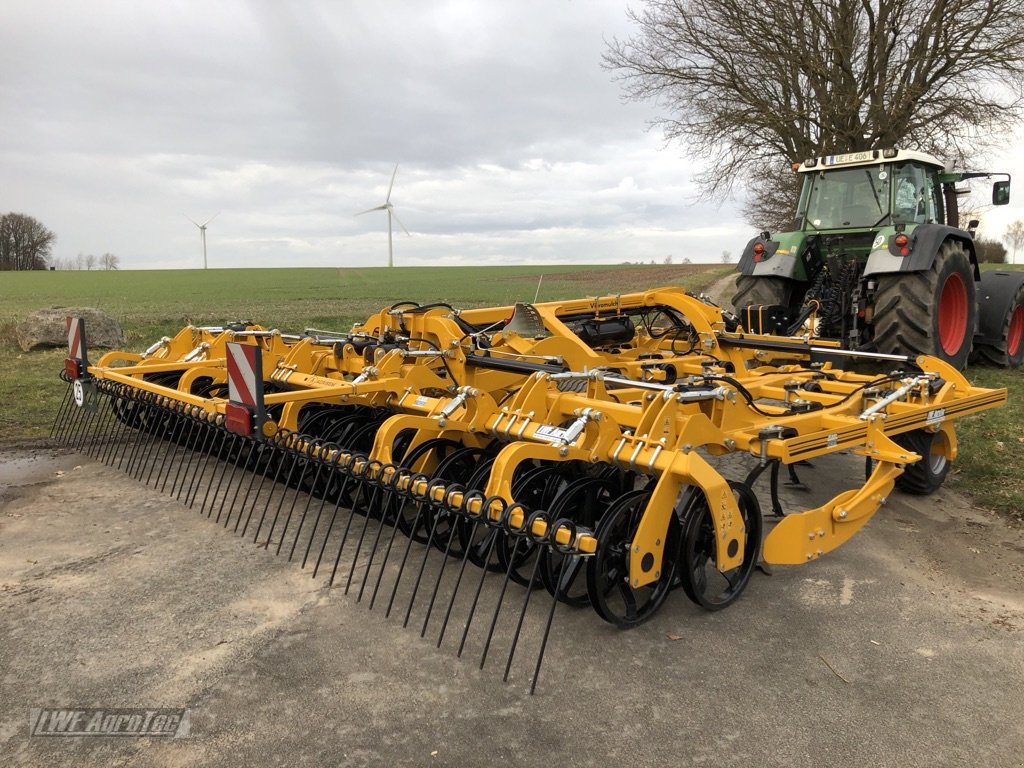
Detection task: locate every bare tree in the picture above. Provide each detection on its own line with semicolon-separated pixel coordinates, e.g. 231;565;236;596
605;0;1024;228
100;252;120;270
83;253;97;270
0;213;56;270
1005;220;1024;265
721;250;732;264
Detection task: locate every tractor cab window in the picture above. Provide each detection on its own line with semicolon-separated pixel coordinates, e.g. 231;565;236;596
892;162;933;224
799;166;890;229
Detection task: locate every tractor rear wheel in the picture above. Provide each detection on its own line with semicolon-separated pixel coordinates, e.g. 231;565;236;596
730;275;794;315
971;281;1024;368
873;240;976;369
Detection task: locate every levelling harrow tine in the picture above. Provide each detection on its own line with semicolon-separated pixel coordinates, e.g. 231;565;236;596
402;479;455;628
381;474;436;618
312;457;364;580
418;485;469;638
149;406;186;488
354;466;402;602
480;523;531;671
326;466;375;588
184;420;219;508
529;519;581;695
263;436;311;550
364;467;415;608
272;440;321;555
457;500;512;658
60;385;88;447
164;411;201;496
343;462;388;595
80;392;113;458
435;490;489;648
285;442;336;562
50;381;73;440
122;398;158;478
300;451;350;568
216;436;257;525
202;432;242;518
249;436;294;540
237;440;280;533
503;511;551;684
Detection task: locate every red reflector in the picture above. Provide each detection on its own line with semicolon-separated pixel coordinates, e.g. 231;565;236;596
225;402;254;436
65;358;83;380
753;243;765;254
900;247;910;256
894;233;909;247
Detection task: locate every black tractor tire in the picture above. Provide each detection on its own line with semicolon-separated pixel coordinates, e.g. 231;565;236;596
730;275;794;315
971;281;1024;368
892;429;951;495
872;239;977;369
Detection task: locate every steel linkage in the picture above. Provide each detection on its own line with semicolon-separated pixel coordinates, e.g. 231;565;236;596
52;289;1007;693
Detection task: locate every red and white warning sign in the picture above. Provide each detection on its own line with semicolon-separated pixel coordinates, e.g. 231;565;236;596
224;342;265;437
66;316;88;362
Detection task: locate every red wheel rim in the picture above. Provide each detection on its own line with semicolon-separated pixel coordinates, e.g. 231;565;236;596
1008;304;1024;358
937;272;968;356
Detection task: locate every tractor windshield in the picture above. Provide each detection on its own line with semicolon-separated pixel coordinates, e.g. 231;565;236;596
798;166;891;229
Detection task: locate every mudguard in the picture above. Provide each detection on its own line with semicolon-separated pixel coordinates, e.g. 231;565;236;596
864;224;979;278
976;270;1024;347
736;231;809;280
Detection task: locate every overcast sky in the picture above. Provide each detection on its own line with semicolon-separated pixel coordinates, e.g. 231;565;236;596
3;1;1023;270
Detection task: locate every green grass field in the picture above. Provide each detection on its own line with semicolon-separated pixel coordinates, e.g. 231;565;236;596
1;262;1020;520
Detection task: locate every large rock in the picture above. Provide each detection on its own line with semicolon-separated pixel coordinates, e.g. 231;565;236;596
17;307;125;352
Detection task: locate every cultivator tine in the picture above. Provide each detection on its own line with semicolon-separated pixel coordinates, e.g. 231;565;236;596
249;437;293;540
435;491;488;648
162;410;199;495
502;514;549;685
418;485;468;638
456;500;509;657
306;458;356;573
262;436;307;549
147;405;185;488
184;420;219;507
273;441;318;556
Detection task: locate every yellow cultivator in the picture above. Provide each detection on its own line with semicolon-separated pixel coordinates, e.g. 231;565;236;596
52;288;1006;692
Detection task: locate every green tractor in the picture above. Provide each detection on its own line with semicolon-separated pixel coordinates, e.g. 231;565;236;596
732;148;1024;368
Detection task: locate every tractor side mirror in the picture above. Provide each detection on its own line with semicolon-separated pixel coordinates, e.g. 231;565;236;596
993;180;1010;205
967;219;980;237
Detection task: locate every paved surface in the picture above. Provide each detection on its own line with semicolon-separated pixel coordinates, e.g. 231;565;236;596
2;442;1023;767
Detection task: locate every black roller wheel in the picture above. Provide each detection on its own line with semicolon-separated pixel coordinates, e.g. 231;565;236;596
873;239;976;369
538;476;620;607
585;488;679;627
892;428;951;495
495;465;570;588
679;482;762;611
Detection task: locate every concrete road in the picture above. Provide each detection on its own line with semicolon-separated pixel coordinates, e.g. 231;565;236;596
1;443;1023;767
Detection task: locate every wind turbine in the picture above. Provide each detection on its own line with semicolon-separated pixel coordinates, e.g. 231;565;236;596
186;213;219;269
355;165;409;267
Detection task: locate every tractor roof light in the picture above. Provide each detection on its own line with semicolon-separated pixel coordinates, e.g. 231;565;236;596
804;158;817;168
882;148;899;158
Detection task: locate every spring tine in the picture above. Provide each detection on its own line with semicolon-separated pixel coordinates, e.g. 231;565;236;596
383;485;434;617
205;433;242;518
148;408;185;488
250;441;292;541
480;537;523;670
503;546;545;683
530;535;577;696
419;515;463;638
63;389;90;449
215;436;254;524
457;528;501;658
81;393;111;457
112;397;145;471
220;435;257;529
55;389;82;445
402;501;449;628
92;393;121;459
108;398;137;469
286;447;330;561
129;399;165;478
343;476;385;594
97;392;125;464
351;483;392;598
358;476;405;604
325;473;372;587
436;519;480;648
68;388;96;452
228;435;263;523
201;431;236;515
184;421;218;507
307;464;355;573
164;415;199;496
263;443;306;550
367;482;413;610
53;387;77;444
132;400;171;480
240;442;285;536
50;384;73;439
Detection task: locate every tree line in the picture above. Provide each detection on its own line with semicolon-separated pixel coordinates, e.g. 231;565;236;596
1;212;118;270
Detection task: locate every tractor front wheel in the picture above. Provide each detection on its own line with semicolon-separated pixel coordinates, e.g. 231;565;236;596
873;240;977;369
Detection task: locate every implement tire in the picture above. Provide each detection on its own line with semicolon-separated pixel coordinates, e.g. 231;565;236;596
873;240;976;369
730;275;794;315
893;429;951;495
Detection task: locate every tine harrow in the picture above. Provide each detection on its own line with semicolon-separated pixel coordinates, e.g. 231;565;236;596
51;289;1007;693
